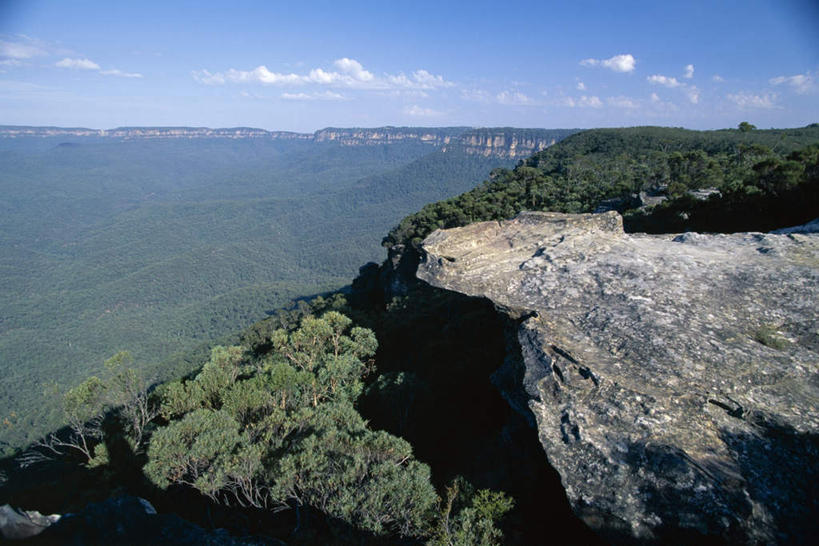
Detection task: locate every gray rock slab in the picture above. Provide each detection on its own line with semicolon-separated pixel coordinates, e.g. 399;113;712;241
418;211;819;543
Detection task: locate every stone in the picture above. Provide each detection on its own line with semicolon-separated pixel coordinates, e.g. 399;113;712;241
0;504;60;540
417;211;819;543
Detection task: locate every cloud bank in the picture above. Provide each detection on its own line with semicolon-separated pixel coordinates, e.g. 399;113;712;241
193;58;452;92
769;73;814;94
727;92;778;109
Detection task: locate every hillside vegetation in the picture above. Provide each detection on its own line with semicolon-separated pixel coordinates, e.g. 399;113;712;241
1;131;547;449
385;124;819;248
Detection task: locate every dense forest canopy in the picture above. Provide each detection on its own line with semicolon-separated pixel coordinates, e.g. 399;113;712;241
385;124;819;248
0;130;544;449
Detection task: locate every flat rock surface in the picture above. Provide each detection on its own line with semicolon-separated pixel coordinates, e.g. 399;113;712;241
418;211;819;543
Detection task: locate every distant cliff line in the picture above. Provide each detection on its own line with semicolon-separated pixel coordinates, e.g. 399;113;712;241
0;125;579;158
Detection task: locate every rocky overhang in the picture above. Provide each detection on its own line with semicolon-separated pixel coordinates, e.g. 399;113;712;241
417;211;819;543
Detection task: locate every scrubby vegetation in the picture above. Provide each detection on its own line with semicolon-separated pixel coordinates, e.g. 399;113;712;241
10;308;514;543
145;312;442;537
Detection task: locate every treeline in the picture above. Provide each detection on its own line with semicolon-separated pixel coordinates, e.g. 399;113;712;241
384;124;819;248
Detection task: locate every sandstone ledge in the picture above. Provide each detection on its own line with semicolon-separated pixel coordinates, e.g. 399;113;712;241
418;211;819;543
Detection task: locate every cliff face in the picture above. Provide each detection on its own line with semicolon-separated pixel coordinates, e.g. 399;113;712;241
417;211;819;543
448;130;557;158
0;126;575;159
312;126;465;146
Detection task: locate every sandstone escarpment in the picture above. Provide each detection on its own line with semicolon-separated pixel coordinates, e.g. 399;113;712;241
450;130;558;158
418;211;819;543
0;125;575;159
312;126;464;146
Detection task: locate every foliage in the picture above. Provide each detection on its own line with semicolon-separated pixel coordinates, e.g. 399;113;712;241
432;476;515;546
384;125;819;248
18;351;156;467
625;144;819;233
145;312;438;538
0;133;525;449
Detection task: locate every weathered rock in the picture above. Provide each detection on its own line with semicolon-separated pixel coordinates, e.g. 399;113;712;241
0;504;60;539
417;211;819;543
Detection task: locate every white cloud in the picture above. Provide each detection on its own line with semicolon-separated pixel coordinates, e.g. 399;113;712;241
281;91;346;101
385;69;453;90
496;90;535;105
0;37;46;60
55;57;142;78
404;104;443;117
712;74;725;82
408;69;451;88
100;68;143;78
647;92;679;113
580;54;636;73
647;74;681;88
769;73;814;94
684;64;694;79
228;66;304;85
561;95;603;108
648;74;699;104
727;92;778;109
576;81;586;91
56;57;100;70
194;58;452;92
192;69;225;85
607;96;639;109
582;96;603;108
461;88;492;102
0;59;22;66
333;57;373;81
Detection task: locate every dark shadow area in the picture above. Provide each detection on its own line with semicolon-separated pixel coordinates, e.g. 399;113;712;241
347;262;604;545
719;414;819;544
623;173;819;234
613;415;819;545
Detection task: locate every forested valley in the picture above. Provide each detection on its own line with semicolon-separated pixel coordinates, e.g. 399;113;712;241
1;128;566;450
1;124;817;544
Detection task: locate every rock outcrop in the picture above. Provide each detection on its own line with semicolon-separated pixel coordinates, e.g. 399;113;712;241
447;128;565;158
417;211;819;543
0;505;60;540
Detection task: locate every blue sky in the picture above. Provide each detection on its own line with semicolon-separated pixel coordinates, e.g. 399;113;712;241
0;0;816;131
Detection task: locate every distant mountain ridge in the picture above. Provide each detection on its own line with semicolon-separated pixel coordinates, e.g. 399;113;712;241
0;125;578;158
